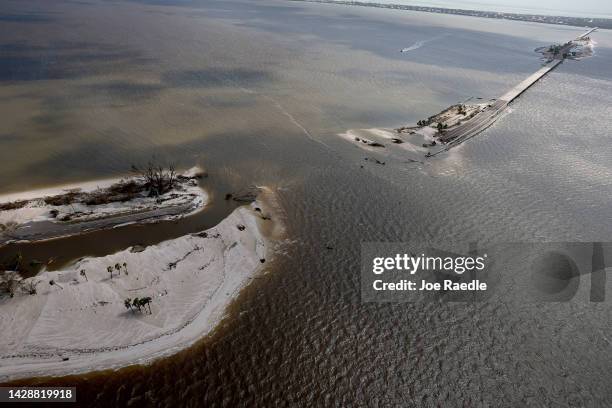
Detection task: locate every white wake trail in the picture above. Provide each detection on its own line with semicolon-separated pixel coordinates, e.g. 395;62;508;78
401;34;446;53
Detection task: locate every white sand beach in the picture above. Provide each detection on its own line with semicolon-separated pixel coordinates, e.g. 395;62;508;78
0;187;283;381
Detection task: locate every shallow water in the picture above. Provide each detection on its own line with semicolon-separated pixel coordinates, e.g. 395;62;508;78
1;0;612;406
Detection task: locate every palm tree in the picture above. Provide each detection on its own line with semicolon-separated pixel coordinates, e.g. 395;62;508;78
80;270;88;281
49;280;63;290
114;263;121;277
138;296;153;314
141;297;152;314
107;266;113;279
124;298;132;311
122;262;128;275
132;297;141;312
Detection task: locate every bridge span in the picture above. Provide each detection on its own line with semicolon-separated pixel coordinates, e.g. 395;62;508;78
429;28;596;156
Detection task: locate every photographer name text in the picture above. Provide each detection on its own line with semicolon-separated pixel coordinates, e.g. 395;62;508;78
371;253;488;292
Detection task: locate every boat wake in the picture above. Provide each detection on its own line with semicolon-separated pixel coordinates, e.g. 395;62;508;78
400;34;445;53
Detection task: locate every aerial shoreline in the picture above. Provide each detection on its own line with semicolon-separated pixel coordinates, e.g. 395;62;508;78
0;167;208;247
341;28;596;159
0;187;283;382
290;0;612;29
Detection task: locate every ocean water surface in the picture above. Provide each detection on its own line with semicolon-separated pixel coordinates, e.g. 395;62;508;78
1;0;611;405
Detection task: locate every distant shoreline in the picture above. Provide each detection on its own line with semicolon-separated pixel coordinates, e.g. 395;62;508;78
289;0;612;29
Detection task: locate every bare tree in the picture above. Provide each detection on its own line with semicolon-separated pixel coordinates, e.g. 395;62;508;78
131;161;176;197
0;272;21;298
22;280;40;295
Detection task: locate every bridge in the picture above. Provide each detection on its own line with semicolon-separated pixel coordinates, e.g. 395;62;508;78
428;28;596;156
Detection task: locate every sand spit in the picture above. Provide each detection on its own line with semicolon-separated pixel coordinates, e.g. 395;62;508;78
0;167;207;245
339;101;490;162
0;188;283;381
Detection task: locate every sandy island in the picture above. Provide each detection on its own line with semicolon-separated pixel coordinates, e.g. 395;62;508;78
0;185;283;381
339;101;489;162
340;32;596;162
0;167;207;245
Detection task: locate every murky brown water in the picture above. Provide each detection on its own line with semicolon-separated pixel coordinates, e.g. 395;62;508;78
1;0;612;406
0;173;246;276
